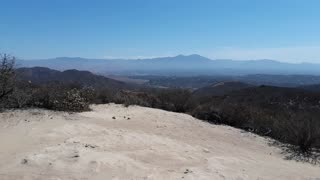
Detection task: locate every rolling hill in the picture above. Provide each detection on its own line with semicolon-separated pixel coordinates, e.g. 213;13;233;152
298;84;320;93
193;81;253;97
16;67;132;90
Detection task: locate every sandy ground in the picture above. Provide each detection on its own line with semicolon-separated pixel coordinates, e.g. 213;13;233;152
0;104;319;180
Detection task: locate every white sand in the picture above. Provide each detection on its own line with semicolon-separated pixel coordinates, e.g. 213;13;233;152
0;104;319;180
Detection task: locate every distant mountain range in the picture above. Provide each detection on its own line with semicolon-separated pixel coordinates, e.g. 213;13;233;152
17;54;320;76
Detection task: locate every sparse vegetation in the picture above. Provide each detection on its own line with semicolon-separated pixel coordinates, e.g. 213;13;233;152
107;86;320;161
1;58;320;162
26;83;93;112
0;54;16;102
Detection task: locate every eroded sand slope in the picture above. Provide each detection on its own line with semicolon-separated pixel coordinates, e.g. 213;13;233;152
0;104;319;180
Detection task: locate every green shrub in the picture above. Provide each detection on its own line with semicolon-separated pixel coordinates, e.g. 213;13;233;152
27;84;92;112
48;88;90;112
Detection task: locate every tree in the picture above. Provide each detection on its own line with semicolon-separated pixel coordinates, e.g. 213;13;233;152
0;54;16;100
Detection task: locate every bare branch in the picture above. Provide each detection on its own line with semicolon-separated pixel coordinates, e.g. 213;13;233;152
0;53;16;100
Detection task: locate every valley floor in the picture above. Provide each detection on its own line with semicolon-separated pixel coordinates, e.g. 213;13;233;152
0;104;319;180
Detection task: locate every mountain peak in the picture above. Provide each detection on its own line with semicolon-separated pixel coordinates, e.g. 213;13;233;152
175;54;204;58
173;54;212;62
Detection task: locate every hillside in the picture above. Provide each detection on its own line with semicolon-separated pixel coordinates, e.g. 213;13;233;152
298;84;320;93
16;67;132;90
191;85;320;150
224;85;320;106
131;74;320;89
193;81;253;97
0;104;319;179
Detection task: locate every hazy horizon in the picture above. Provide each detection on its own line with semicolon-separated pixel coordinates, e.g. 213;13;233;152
18;54;319;65
1;0;320;63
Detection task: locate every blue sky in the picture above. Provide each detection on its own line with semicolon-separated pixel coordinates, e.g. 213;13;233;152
1;0;320;63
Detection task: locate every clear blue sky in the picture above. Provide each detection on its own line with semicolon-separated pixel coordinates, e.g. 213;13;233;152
1;0;320;63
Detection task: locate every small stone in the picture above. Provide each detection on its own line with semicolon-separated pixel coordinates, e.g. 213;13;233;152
85;144;96;148
21;159;28;164
203;148;210;153
112;116;116;119
72;154;79;158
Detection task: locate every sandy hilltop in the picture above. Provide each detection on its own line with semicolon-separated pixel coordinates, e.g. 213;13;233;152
0;104;319;180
